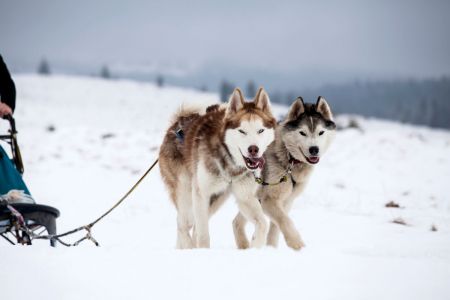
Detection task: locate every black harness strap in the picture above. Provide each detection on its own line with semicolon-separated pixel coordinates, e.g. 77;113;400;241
175;128;184;142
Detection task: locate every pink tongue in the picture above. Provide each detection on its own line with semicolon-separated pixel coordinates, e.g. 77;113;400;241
251;157;265;169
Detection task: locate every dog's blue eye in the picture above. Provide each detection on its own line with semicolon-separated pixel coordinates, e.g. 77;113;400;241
238;129;247;135
319;131;325;136
258;129;265;134
300;131;307;136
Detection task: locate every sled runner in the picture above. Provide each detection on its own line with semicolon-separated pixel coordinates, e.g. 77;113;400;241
0;115;60;247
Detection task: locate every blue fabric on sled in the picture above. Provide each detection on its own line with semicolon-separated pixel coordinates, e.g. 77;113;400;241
0;145;30;195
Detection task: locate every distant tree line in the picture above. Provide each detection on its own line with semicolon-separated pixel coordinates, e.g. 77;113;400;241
37;59;114;80
219;80;260;102
219;77;450;129
271;78;450;129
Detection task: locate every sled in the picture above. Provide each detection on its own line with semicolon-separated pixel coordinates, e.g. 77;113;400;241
0;203;60;246
0;115;60;247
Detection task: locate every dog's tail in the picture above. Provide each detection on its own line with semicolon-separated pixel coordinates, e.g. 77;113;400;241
170;103;207;125
170;102;227;124
167;103;207;144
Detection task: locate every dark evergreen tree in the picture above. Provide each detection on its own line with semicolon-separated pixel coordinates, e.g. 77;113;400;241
37;59;51;75
100;65;111;79
156;75;164;87
220;80;234;102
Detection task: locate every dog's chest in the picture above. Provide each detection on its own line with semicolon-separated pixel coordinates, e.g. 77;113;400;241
198;157;250;195
212;156;247;183
288;164;313;196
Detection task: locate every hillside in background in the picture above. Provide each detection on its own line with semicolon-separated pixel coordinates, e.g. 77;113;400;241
16;59;450;129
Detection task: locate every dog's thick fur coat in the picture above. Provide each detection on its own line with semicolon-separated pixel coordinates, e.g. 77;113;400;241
159;88;276;248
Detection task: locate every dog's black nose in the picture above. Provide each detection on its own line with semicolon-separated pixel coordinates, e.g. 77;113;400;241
248;145;259;157
309;146;319;156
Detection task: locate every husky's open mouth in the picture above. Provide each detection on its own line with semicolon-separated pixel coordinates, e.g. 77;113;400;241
242;155;265;170
306;156;320;164
298;148;320;164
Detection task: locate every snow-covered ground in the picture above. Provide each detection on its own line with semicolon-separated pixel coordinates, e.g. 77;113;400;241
1;74;450;300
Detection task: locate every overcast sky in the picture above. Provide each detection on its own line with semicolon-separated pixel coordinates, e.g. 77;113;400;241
1;0;449;79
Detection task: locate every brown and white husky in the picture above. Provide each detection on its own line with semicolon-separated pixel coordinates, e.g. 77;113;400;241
159;88;276;248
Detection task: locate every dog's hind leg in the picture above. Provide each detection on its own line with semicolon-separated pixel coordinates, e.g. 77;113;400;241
192;182;211;248
232;212;250;249
175;174;194;249
191;190;230;244
176;207;194;249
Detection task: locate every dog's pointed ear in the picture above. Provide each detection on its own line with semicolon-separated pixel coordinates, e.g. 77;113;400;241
286;97;305;121
227;88;245;114
316;96;333;120
254;87;271;113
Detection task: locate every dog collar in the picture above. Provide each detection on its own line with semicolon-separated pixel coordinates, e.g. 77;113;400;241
288;153;302;165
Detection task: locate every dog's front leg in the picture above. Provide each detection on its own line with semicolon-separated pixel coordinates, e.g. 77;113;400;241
266;221;280;247
266;197;294;247
232;212;250;249
236;198;267;248
261;200;304;250
233;178;267;248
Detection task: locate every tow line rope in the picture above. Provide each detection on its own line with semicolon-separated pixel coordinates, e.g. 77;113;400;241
5;158;159;247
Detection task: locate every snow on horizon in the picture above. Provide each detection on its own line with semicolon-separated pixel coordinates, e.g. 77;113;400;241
1;74;449;300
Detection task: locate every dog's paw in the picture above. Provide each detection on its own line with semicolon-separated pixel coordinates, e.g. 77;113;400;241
237;240;250;249
286;238;305;250
195;235;210;248
266;240;278;248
